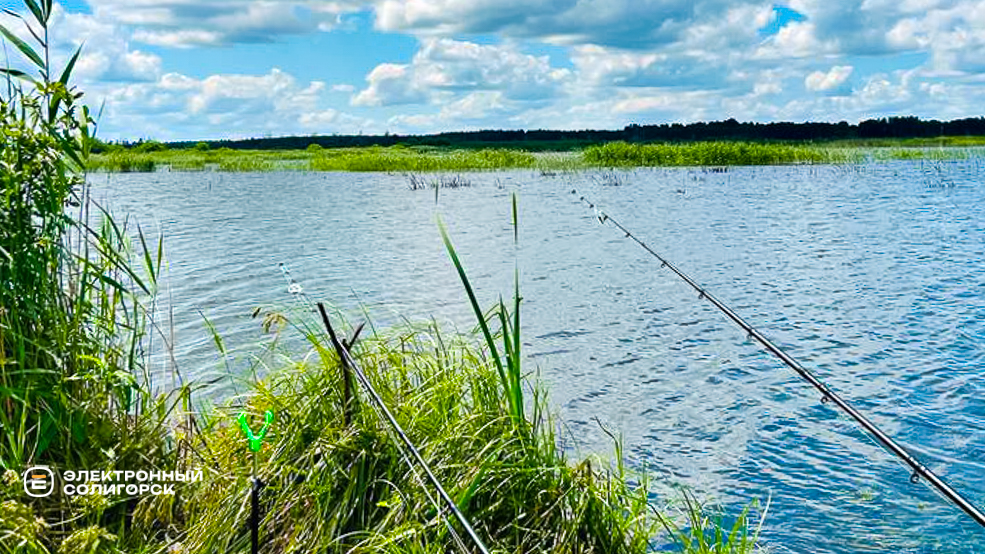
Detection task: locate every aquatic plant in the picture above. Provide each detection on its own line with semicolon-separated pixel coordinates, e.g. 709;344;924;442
407;173;473;190
659;490;770;554
309;146;537;172
584;141;836;167
86;152;157;172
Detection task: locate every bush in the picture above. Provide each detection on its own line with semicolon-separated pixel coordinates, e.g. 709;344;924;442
132;140;167;153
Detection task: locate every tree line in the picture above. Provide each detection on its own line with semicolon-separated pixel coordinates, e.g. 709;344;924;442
107;116;985;151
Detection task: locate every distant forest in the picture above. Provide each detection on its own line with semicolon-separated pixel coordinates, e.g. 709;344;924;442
149;116;985;151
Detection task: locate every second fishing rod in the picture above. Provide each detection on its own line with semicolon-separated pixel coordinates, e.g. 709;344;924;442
572;190;985;530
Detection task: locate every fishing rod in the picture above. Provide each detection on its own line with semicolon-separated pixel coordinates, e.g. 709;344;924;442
572;190;985;530
316;303;493;554
276;263;491;553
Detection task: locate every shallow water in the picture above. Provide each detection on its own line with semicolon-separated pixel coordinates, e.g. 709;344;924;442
92;159;985;553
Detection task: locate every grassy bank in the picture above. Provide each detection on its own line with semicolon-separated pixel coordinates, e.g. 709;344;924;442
2;312;663;553
137;315;661;554
88;140;985;174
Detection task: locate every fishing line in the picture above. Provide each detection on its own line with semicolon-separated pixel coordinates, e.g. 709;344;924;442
571;190;985;529
277;263;491;554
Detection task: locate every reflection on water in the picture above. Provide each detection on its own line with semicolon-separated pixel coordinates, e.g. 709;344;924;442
92;159;985;553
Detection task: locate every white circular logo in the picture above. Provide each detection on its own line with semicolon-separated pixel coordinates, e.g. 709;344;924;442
23;466;54;498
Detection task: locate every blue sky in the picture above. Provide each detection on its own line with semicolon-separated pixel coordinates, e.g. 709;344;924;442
0;0;981;141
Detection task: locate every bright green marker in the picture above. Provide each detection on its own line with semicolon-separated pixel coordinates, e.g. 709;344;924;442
238;410;274;554
238;410;274;452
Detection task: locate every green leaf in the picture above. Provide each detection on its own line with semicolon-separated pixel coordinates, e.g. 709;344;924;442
59;44;81;86
48;44;82;120
199;310;227;356
438;217;506;388
0;23;44;68
97;272;127;293
137;224;157;287
23;0;44;26
0;67;36;84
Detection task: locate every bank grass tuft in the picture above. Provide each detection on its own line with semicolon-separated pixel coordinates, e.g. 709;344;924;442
161;313;658;554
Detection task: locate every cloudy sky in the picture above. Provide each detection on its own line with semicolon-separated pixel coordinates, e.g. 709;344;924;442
0;0;982;141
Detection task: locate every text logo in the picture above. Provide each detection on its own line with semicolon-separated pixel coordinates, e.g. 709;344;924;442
23;466;54;498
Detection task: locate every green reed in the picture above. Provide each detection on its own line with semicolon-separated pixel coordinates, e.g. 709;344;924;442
309;146;537;172
1;2;187;550
584;141;842;167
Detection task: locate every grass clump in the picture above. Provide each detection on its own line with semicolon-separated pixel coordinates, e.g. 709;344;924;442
162;316;658;554
659;491;769;554
217;157;275;172
584;141;838;167
309;146;537;172
86;151;157;172
868;147;973;162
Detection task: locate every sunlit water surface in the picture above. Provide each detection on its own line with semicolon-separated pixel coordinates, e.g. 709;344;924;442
92;159;985;553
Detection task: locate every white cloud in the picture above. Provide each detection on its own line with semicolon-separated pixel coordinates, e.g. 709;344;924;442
805;65;853;92
438;90;509;120
352;63;429;106
0;6;165;83
131;29;223;48
755;22;837;59
353;38;570;106
375;0;723;49
87;0;368;47
570;45;728;89
91;68;372;140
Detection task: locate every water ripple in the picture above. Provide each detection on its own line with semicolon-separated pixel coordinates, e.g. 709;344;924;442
93;160;985;553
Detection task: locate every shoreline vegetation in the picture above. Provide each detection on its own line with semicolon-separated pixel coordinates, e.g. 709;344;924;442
87;140;985;173
1;3;771;553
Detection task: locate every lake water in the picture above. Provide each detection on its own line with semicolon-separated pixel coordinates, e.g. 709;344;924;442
91;158;985;553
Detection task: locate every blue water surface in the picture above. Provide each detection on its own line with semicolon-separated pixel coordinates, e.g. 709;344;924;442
92;158;985;553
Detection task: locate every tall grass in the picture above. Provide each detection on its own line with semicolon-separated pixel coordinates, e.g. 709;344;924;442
584;141;843;167
145;315;656;554
1;2;183;550
309;146;537;172
88;146;538;173
438;193;525;433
